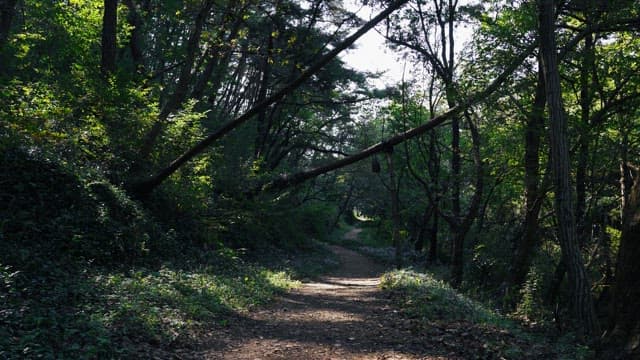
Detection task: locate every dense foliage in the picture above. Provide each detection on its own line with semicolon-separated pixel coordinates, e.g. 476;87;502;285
1;0;640;357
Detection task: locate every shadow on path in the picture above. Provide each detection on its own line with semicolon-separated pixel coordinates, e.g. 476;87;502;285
184;241;458;359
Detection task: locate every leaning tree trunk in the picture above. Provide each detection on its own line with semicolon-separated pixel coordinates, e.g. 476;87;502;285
538;0;599;337
609;164;640;354
129;0;411;196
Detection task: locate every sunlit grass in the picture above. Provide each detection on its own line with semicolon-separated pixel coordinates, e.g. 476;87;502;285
0;260;301;358
96;265;301;343
380;269;501;324
380;269;596;360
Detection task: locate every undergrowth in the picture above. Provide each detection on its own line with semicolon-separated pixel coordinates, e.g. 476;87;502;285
0;142;332;358
380;269;501;324
380;269;595;360
0;258;299;358
331;224;420;266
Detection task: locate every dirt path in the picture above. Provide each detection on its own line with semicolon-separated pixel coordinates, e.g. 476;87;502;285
185;241;453;359
343;227;363;241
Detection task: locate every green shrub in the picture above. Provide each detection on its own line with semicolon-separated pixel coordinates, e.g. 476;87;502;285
380;269;501;324
0;146;168;265
516;267;552;321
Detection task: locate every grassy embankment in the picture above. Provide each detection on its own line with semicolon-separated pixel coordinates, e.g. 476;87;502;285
0;146;336;358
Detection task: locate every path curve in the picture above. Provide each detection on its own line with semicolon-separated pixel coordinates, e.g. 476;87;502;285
187;242;453;359
343;227;363;241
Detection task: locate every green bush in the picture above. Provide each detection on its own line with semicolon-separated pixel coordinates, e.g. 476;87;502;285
380;269;501;324
0;146;167;265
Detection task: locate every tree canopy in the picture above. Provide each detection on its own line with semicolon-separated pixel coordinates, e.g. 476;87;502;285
2;0;640;357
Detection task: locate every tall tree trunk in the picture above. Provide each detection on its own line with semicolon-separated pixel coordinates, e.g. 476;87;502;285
386;148;403;269
0;0;18;50
546;256;566;307
450;113;483;288
333;183;354;228
620;132;633;220
101;0;118;74
122;0;144;73
538;0;599;336
507;61;546;295
609;164;640;354
445;70;460;288
415;206;432;252
428;211;439;263
427;129;440;263
576;32;594;246
449;110;461;282
255;29;275;159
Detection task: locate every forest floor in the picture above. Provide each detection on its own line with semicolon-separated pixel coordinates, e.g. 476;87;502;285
188;244;445;359
177;230;558;360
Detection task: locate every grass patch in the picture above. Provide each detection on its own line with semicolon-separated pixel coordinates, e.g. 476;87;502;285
329;224;390;250
0;144;339;358
380;269;501;324
97;263;299;341
251;240;340;281
0;255;300;358
379;269;596;360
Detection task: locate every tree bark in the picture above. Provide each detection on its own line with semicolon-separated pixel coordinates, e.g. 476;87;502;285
507;60;546;294
122;0;144;73
427;129;440;263
428;210;439;263
576;32;594;246
450;113;483;288
386;148;403;269
415;206;432;252
620;133;633;220
255;28;275;159
538;0;599;337
333;183;354;229
0;0;18;50
609;164;640;354
101;0;118;74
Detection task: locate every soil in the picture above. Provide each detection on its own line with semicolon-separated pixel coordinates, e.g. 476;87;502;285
180;237;455;359
173;231;555;360
144;229;571;360
343;227;363;241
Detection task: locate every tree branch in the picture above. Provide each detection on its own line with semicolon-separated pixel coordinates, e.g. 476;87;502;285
129;0;410;196
263;42;536;192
